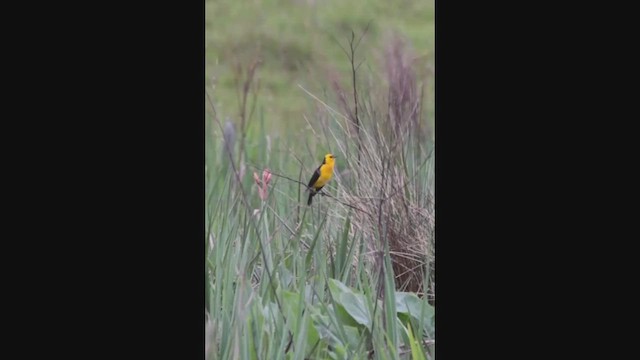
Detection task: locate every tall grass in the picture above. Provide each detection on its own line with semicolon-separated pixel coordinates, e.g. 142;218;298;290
206;33;434;359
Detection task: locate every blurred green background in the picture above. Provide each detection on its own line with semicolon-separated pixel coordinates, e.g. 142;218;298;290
205;0;434;135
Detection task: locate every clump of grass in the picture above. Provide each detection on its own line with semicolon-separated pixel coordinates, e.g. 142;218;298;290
315;32;434;297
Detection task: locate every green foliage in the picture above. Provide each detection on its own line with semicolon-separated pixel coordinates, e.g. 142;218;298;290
205;129;435;358
328;278;372;330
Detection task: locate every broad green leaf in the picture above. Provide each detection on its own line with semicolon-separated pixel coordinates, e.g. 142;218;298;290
328;279;372;329
396;292;434;322
341;292;371;329
396;292;435;337
334;302;360;328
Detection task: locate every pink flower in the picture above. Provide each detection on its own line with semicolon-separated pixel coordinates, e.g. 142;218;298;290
254;169;272;201
262;169;272;184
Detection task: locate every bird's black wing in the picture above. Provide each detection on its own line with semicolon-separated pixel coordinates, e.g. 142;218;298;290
307;165;322;189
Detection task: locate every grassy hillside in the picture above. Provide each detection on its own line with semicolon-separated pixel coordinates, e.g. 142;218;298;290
205;0;434;133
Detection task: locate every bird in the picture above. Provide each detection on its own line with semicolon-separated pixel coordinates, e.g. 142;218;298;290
306;153;336;205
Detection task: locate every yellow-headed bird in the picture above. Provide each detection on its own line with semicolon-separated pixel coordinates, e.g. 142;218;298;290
307;153;336;205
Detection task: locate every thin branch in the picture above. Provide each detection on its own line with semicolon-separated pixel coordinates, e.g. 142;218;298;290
353;20;372;51
317;191;372;216
329;33;351;61
245;164;309;188
266;204;296;236
298;84;351;123
245;163;372;216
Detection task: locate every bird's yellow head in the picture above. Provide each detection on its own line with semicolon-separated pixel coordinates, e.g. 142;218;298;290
323;153;336;166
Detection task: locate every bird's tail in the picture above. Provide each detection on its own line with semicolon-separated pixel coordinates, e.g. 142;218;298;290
307;191;314;205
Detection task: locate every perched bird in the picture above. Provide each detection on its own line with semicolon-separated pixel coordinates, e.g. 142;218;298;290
307;153;336;205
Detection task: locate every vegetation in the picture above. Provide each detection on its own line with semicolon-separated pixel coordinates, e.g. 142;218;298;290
206;0;434;358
